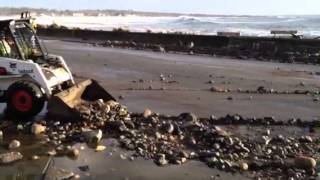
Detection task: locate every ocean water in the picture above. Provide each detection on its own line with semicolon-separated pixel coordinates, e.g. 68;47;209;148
1;15;320;37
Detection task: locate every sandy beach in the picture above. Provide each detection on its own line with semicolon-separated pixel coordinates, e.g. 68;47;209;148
0;39;319;179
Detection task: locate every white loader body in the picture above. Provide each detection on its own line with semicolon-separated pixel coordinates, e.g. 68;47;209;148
0;54;74;100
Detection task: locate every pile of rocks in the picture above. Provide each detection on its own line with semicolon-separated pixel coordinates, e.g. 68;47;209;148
210;85;320;96
1;99;319;179
36;99;319;179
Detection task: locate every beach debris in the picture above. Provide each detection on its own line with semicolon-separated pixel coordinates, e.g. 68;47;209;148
82;129;102;144
8;140;21;149
95;145;106;152
31;123;46;135
31;155;40;160
78;165;90;172
0;152;23;164
143;108;152;118
294;156;316;170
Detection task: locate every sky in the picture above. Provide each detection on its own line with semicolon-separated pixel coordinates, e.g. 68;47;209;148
1;0;320;15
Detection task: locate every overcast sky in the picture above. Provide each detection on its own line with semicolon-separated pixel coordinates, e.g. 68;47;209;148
2;0;320;15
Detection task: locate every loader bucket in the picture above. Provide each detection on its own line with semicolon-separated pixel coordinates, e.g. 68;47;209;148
47;79;116;120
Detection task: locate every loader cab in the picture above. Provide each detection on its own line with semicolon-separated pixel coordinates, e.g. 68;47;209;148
0;20;45;61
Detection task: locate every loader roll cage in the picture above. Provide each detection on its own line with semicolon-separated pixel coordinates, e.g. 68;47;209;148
0;20;46;61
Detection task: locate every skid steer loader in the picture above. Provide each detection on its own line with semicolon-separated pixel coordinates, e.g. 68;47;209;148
0;18;115;119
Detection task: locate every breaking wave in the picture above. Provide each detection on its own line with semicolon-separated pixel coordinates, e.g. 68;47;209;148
1;14;320;37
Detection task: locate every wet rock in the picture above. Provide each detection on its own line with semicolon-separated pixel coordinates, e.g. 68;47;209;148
294;156;316;170
78;165;90;172
163;123;174;134
0;152;23;164
143;108;152;118
120;154;127;160
95;145;106;152
17;124;24;131
155;154;168;166
68;148;80;158
82;129;102;144
257;86;267;93
299;81;306;86
119;95;125;99
210;115;217;121
210;86;224;92
239;162;249;171
179;112;197;122
31;155;40;160
158;46;166;53
227;96;233;101
8;140;21;149
265;129;271;136
31;123;46;135
299;136;313;143
47;149;57;156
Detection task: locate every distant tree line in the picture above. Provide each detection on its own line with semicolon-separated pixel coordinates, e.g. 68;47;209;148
0;7;251;17
0;7;183;17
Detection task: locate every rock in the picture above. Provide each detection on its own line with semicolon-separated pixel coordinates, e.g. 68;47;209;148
68;148;80;158
47;149;57;156
95;145;106;152
31;123;46;135
164;123;174;134
17;124;24;131
210;115;217;121
155;154;168;166
0;152;23;164
207;80;215;84
294;156;316;170
265;129;271;136
143;109;152;118
227;96;233;101
105;100;119;108
120;154;127;160
9;140;21;149
180;112;197;122
210;86;224;92
31;155;40;160
257;86;267;93
78;165;90;172
299;81;306;86
299;136;313;143
82;129;102;144
313;97;320;102
158;46;165;53
239;162;249;171
0;130;3;139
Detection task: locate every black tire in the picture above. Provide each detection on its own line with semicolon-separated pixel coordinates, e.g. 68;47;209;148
6;81;45;118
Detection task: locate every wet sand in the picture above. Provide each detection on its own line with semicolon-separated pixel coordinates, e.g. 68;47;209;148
0;39;319;179
47;40;320;119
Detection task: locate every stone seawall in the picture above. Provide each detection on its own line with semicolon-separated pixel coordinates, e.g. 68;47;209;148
38;28;320;64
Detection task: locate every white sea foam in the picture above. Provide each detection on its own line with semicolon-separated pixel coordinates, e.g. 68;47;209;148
1;15;320;37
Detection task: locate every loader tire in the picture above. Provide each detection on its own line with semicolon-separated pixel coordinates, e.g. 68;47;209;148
6;81;45;118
